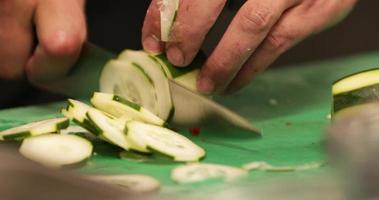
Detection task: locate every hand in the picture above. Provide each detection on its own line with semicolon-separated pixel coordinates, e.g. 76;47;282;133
0;0;86;83
142;0;357;94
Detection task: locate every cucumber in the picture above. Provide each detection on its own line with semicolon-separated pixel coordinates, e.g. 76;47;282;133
333;69;379;113
19;134;93;167
152;53;205;91
87;175;160;193
91;92;164;126
171;163;247;184
125;121;205;162
99;60;158;115
60;125;97;141
86;108;131;151
160;0;179;42
0;118;69;141
61;99;100;135
118;50;173;121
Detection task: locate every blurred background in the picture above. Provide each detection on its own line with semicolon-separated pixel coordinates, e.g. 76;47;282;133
1;0;378;108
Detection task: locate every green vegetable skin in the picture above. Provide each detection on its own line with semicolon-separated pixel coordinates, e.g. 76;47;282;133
333;68;379;113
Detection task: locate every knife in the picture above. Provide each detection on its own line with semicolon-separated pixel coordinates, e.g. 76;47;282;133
38;44;260;135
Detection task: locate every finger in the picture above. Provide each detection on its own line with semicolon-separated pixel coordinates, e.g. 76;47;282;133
141;0;165;54
0;0;35;79
226;0;358;94
165;0;227;66
197;0;300;94
26;0;86;83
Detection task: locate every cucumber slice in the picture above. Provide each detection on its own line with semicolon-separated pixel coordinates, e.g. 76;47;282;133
0;118;69;141
171;163;247;184
60;125;89;134
118;50;173;121
62;99;100;135
333;69;379;113
160;0;179;42
125;121;205;161
91;92;164;126
19;134;93;167
86;108;130;151
100;60;158;115
87;175;160;193
60;125;97;141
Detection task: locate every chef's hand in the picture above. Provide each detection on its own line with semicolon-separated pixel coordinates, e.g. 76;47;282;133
0;0;86;83
142;0;357;94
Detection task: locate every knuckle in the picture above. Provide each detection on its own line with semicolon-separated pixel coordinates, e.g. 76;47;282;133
207;57;233;78
265;29;297;52
41;31;85;57
238;5;273;33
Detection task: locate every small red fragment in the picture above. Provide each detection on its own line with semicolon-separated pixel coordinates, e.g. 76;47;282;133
189;127;201;136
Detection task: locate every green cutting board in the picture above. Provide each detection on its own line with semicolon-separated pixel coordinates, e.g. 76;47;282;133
1;51;379;193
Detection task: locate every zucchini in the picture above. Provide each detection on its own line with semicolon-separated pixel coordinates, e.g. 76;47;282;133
333;69;379;113
152;52;206;91
171;163;247;184
125;121;205;162
99;60;158;115
61;99;100;135
118;50;173;121
0;118;69;141
91;92;164;126
86;108;131;151
86;175;160;193
160;0;179;42
19;134;93;167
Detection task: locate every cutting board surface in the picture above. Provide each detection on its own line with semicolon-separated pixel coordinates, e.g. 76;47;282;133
1;51;379;192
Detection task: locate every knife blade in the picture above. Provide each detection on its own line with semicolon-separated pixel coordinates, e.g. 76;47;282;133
168;80;260;135
38;43;260;135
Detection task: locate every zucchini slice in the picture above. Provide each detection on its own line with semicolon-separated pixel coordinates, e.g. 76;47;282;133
171;163;247;184
60;125;97;141
86;108;131;151
86;175;160;193
160;0;179;42
91;92;164;126
118;50;173;121
99;60;158;115
19;134;93;167
0;118;69;141
125;121;205;162
333;69;379;113
62;99;99;135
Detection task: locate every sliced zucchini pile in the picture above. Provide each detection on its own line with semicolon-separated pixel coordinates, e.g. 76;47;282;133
333;68;379;113
99;48;205;124
60;93;205;161
0;117;93;167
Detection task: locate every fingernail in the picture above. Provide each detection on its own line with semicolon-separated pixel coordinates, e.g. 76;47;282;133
143;36;162;53
167;46;185;66
197;77;215;94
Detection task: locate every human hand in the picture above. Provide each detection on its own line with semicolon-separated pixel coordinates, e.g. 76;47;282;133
0;0;86;83
142;0;357;94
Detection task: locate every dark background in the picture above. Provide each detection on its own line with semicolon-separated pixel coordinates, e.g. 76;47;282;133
2;0;378;108
87;0;379;66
